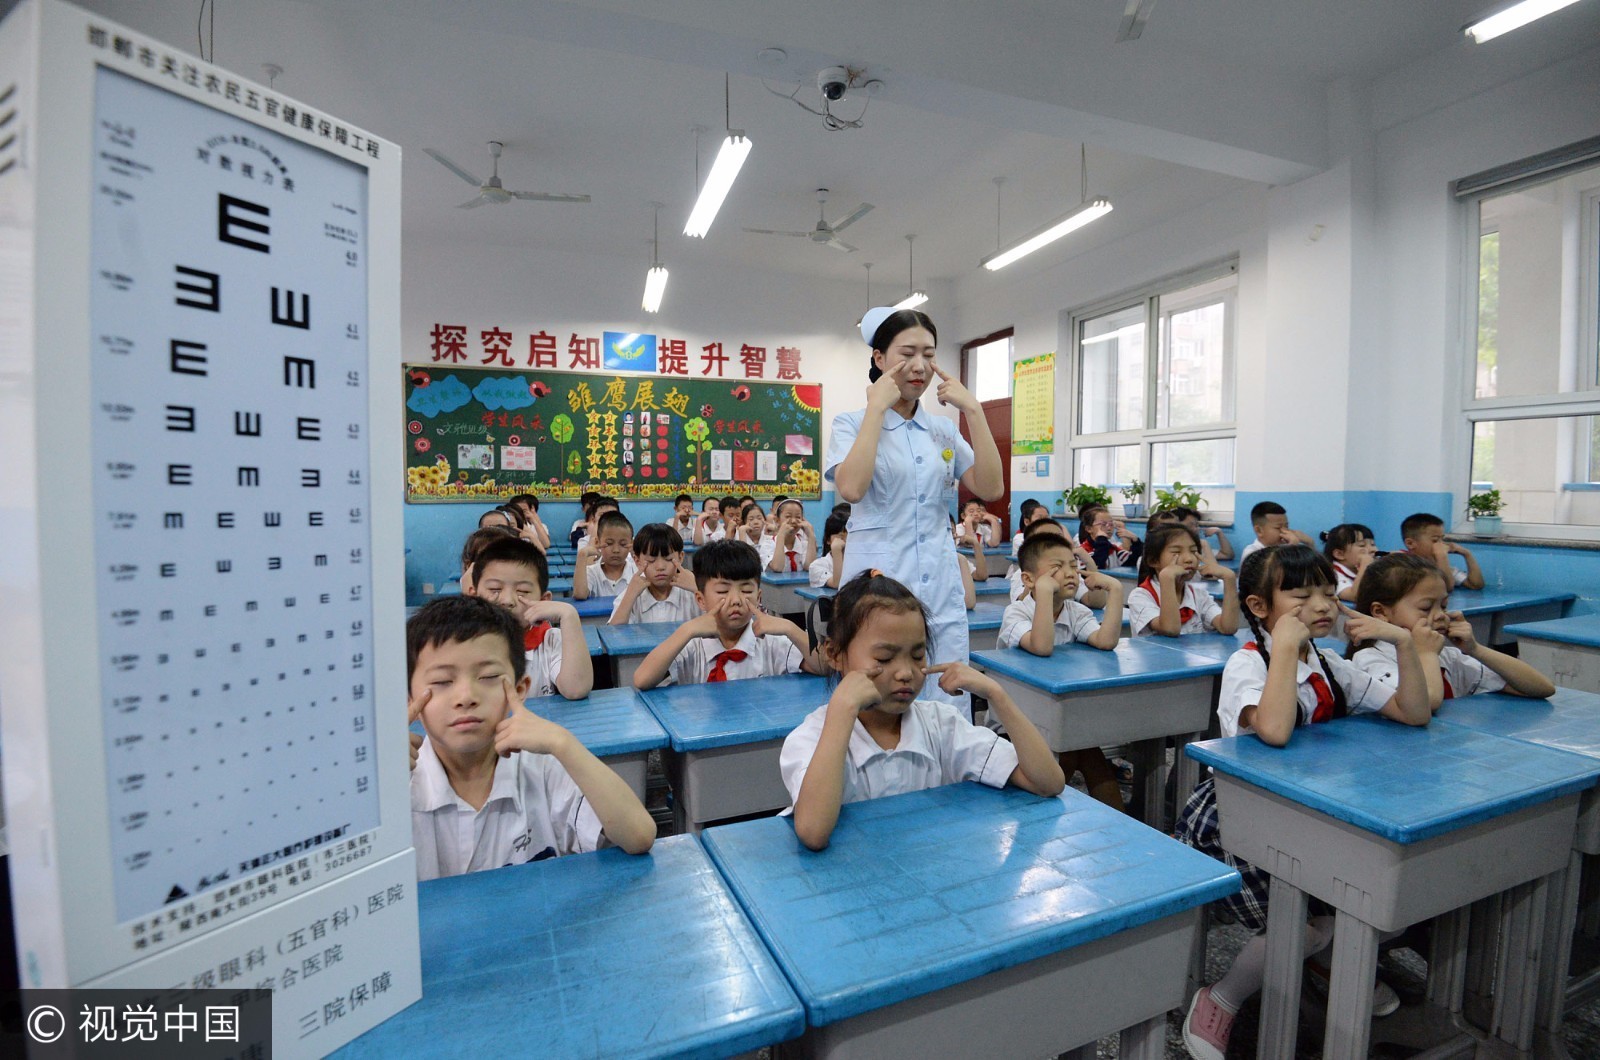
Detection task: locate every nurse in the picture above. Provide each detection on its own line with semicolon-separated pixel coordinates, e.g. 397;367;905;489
825;307;1003;714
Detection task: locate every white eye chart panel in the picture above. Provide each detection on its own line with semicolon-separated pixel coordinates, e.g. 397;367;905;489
1;4;419;1054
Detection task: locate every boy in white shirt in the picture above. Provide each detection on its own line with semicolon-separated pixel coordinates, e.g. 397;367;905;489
693;497;726;546
633;540;826;688
1006;518;1108;609
1239;500;1314;562
954;498;1002;548
464;537;592;699
668;493;697;537
609;523;702;625
762;498;816;573
574;509;638;599
406;595;653;881
1401;512;1484;590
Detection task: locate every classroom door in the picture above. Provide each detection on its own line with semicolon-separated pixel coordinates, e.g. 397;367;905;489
959;398;1011;537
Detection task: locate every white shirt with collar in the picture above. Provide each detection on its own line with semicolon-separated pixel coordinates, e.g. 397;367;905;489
997;594;1103;648
664;620;803;685
1007;568;1091;603
523;625;566;699
808;552;834;588
1217;633;1393;738
1126;578;1222;637
760;530;810;571
1239;538;1266;562
582;555;638;597
610;584;701;625
779;698;1019;813
410;738;605;882
1352;640;1505;699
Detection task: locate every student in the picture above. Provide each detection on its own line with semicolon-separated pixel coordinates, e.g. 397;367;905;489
998;534;1125;810
1169;505;1233;562
457;526;518;591
1349;553;1554;709
810;508;850;589
464;537;592;699
506;493;551;551
1009;518;1107;609
1009;497;1046;558
632;540;825;689
732;502;768;549
953;498;1001;548
1401;512;1484;590
668;493;697;537
693;497;726;546
573;495;620;555
1079;504;1143;571
406;595;653;881
609;523;701;625
1238;500;1314;562
763;498;817;573
569;490;602;548
780;571;1065;850
1321;522;1377;602
574;510;637;599
1127;524;1239;637
1178;545;1429;1059
478;505;522;532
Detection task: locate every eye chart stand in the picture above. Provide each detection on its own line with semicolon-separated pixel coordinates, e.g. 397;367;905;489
0;3;419;1055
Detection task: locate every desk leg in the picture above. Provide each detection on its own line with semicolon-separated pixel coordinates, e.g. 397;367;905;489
1321;909;1378;1060
1540;853;1581;1033
1492;875;1549;1053
1427;906;1470;1013
1136;738;1165;831
1119;1014;1166;1060
1465;893;1501;1018
1257;875;1307;1060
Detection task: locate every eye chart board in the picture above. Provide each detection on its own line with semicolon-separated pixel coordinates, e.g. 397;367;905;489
0;3;419;1054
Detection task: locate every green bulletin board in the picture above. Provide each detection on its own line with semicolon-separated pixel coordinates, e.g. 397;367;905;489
403;364;824;501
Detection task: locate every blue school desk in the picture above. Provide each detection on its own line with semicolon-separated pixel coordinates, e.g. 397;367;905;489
1448;587;1574;646
972;578;1009;597
522;686;667;801
640;672;829;834
701;783;1239;1059
1187;716;1600;1059
573;594;618;627
1436;688;1600;1034
581;622;604;657
333;835;803;1059
796;584;833;602
966;599;1007;651
760;570;811;617
1505;614;1600;695
972;639;1225;828
596;620;683;690
547;577;573;597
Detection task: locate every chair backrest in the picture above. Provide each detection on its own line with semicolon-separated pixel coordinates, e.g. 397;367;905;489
805;596;833;654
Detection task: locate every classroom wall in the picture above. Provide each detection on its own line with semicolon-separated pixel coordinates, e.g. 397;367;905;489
398;238;960;602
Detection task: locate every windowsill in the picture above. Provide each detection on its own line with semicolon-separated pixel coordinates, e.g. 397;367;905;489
1446;533;1600;552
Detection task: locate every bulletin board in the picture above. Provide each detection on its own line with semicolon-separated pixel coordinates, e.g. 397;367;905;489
403;363;824;501
1011;351;1056;454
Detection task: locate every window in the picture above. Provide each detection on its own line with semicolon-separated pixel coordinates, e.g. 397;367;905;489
961;328;1014;403
1461;153;1600;537
1068;265;1238;516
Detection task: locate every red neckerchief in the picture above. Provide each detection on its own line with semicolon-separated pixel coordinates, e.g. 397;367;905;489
1138;577;1195;623
1441;667;1456;700
786;550;799;572
707;648;749;682
1243;641;1341;723
524;622;553;651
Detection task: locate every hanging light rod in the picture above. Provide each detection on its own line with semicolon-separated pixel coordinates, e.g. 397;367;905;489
643;201;668;313
684;74;752;238
980;144;1112;271
892;234;927;310
1464;0;1583;43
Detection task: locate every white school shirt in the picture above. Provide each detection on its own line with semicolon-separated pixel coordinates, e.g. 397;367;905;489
582;556;637;597
610;584;701;625
955;523;997;547
1011;531;1026;558
523;625;568;699
1217;634;1393;738
670;513;696;536
779;698;1019;813
998;595;1104;649
1239;538;1268;563
1352;641;1506;699
761;530;810;571
696;517;727;544
1126;578;1222;637
1332;562;1359;596
808;552;834;588
410;738;604;882
664;622;804;685
1007;568;1091;603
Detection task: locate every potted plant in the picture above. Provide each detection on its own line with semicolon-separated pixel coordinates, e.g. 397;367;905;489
1153;481;1206;513
1120;480;1147;520
1061;483;1112;517
1466;489;1504;536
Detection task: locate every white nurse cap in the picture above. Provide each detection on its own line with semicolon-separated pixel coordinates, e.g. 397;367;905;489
859;306;897;347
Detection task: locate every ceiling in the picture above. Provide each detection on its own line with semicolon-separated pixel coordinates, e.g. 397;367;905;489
72;0;1600;289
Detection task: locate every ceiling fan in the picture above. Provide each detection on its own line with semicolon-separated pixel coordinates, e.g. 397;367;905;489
421;140;591;208
743;188;872;253
1116;0;1159;42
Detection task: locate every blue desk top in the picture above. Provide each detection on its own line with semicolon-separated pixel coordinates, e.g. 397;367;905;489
548;578;573;596
1504;614;1600;648
640;673;831;752
967;600;1008;631
1436;688;1600;762
973;579;1009;597
1130;630;1250;665
972;638;1224;695
1447;588;1575;616
797;585;833;602
1187;714;1600;844
761;571;810;586
334;836;803;1059
572;595;618;617
524;686;668;757
583;624;604;655
598;620;683;657
701;783;1240;1027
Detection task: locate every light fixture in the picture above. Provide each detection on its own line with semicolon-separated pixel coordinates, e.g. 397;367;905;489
893;235;928;310
642;201;668;313
1464;0;1582;42
684;74;752;238
980;145;1112;271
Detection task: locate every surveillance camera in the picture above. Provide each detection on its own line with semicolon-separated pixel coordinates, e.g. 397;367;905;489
818;66;850;103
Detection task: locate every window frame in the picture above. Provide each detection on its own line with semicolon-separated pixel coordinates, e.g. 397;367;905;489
1065;259;1239;520
960;326;1014;404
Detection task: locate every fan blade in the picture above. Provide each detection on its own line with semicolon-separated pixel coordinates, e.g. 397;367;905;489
1116;0;1156;42
826;238;858;253
424;148;484;187
742;227;811;238
829;202;873;232
456;193;492;209
510;190;592;203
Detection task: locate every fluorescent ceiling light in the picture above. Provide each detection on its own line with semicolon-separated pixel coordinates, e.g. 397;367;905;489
892;290;929;311
642;265;669;313
980;198;1113;271
684;133;751;238
1464;0;1582;42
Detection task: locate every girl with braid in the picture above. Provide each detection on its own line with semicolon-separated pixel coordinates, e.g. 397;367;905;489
1177;545;1430;1060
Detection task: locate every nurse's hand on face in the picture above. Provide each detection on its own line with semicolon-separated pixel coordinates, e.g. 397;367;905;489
866;359;911;414
932;365;980;414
